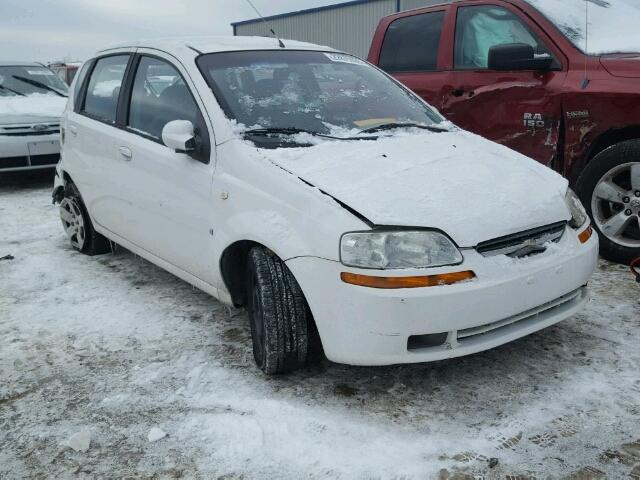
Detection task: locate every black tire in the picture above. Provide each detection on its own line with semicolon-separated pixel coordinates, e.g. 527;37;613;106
246;246;319;374
576;140;640;265
61;182;111;256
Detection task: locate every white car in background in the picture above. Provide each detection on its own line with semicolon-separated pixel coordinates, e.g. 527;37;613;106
0;61;68;172
52;37;598;374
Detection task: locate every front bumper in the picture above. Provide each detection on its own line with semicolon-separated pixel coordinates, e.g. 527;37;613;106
0;133;60;172
286;227;598;366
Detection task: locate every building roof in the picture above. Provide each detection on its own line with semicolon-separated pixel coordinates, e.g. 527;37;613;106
98;35;337;56
231;0;383;27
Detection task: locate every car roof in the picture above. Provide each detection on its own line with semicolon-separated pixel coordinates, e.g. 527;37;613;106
0;61;45;67
98;35;338;56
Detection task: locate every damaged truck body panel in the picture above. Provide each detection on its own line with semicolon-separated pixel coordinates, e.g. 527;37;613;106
369;0;640;262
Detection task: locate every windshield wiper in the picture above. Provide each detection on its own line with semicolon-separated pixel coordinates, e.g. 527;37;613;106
244;127;368;141
0;84;25;96
11;76;68;97
356;122;449;135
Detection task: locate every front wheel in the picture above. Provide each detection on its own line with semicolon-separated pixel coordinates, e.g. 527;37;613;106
246;246;316;374
576;140;640;264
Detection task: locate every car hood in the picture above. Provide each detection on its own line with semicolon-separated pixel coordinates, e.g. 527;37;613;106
0;94;66;125
600;54;640;79
259;130;570;247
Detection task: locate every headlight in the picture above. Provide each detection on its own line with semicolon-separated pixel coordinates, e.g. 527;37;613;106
340;230;463;269
565;188;588;229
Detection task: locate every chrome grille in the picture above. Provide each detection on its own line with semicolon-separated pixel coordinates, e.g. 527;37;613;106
476;222;566;258
0;123;60;136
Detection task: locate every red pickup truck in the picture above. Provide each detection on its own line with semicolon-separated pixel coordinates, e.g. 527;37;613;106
368;0;640;263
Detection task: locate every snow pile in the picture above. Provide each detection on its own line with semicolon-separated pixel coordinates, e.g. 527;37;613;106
528;0;640;54
64;431;91;452
0;93;66;119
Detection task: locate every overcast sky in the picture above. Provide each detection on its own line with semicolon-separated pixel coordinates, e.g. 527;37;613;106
0;0;334;63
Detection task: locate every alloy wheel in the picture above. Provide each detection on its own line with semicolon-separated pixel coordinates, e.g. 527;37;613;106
59;197;86;250
591;162;640;249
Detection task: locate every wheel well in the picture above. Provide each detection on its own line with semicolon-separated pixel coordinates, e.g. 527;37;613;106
588;126;640;163
219;240;260;307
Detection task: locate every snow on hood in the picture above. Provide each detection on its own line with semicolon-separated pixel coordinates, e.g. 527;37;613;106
528;0;640;55
259;130;570;247
0;94;67;124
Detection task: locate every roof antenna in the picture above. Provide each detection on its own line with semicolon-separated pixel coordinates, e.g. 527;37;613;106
245;0;286;48
581;0;590;89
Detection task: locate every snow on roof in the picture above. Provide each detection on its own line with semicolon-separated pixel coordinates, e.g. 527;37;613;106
527;0;640;55
0;61;43;67
99;36;338;56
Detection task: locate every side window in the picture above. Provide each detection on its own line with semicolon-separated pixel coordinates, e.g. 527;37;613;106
83;55;129;122
128;56;200;142
379;11;445;73
455;5;552;70
72;61;92;111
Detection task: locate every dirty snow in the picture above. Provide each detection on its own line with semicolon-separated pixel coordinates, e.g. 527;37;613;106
528;0;640;54
1;173;639;479
0;93;66;119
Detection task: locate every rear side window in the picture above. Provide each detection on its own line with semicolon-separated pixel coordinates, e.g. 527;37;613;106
83;55;129;123
379;11;445;72
72;61;92;110
127;56;200;141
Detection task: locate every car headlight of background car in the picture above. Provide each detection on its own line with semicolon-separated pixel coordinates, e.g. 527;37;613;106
565;188;588;229
340;230;463;269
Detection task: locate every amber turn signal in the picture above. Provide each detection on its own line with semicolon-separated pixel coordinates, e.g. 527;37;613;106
340;271;476;289
578;225;593;244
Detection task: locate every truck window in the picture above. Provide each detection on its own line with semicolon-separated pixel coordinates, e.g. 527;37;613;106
454;5;551;69
379;11;445;72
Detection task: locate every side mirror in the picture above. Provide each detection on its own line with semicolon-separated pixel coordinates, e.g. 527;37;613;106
488;43;553;71
162;120;196;153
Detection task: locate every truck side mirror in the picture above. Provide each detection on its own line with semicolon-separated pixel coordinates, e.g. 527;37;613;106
488;43;553;71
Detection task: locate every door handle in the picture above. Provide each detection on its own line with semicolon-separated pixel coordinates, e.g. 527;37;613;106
69;125;78;136
118;146;132;161
451;89;465;97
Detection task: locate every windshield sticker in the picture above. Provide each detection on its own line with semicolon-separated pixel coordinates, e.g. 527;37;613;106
353;118;397;128
27;69;54;76
323;53;366;66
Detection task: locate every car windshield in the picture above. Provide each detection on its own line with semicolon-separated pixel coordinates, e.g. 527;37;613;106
197;50;443;139
0;65;69;97
527;0;640;55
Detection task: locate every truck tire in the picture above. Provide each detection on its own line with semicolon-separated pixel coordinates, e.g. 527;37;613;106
246;246;315;374
59;181;111;256
576;140;640;264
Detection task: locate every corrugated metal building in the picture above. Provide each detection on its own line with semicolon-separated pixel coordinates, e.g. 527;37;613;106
232;0;444;58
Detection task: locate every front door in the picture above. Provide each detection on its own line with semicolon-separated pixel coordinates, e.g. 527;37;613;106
109;53;215;281
441;2;567;166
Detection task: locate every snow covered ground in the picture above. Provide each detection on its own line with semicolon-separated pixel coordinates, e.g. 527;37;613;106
1;172;639;479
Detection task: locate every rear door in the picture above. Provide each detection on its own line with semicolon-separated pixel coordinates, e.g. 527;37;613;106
441;1;567;166
371;7;450;108
65;52;133;231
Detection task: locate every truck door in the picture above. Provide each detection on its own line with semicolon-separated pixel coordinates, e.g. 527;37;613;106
372;8;449;109
441;2;567;167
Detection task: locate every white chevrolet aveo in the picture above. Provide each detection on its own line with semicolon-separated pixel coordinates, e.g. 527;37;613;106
53;37;598;374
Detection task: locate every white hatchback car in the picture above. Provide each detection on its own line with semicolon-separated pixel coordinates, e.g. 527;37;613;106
53;37;598;374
